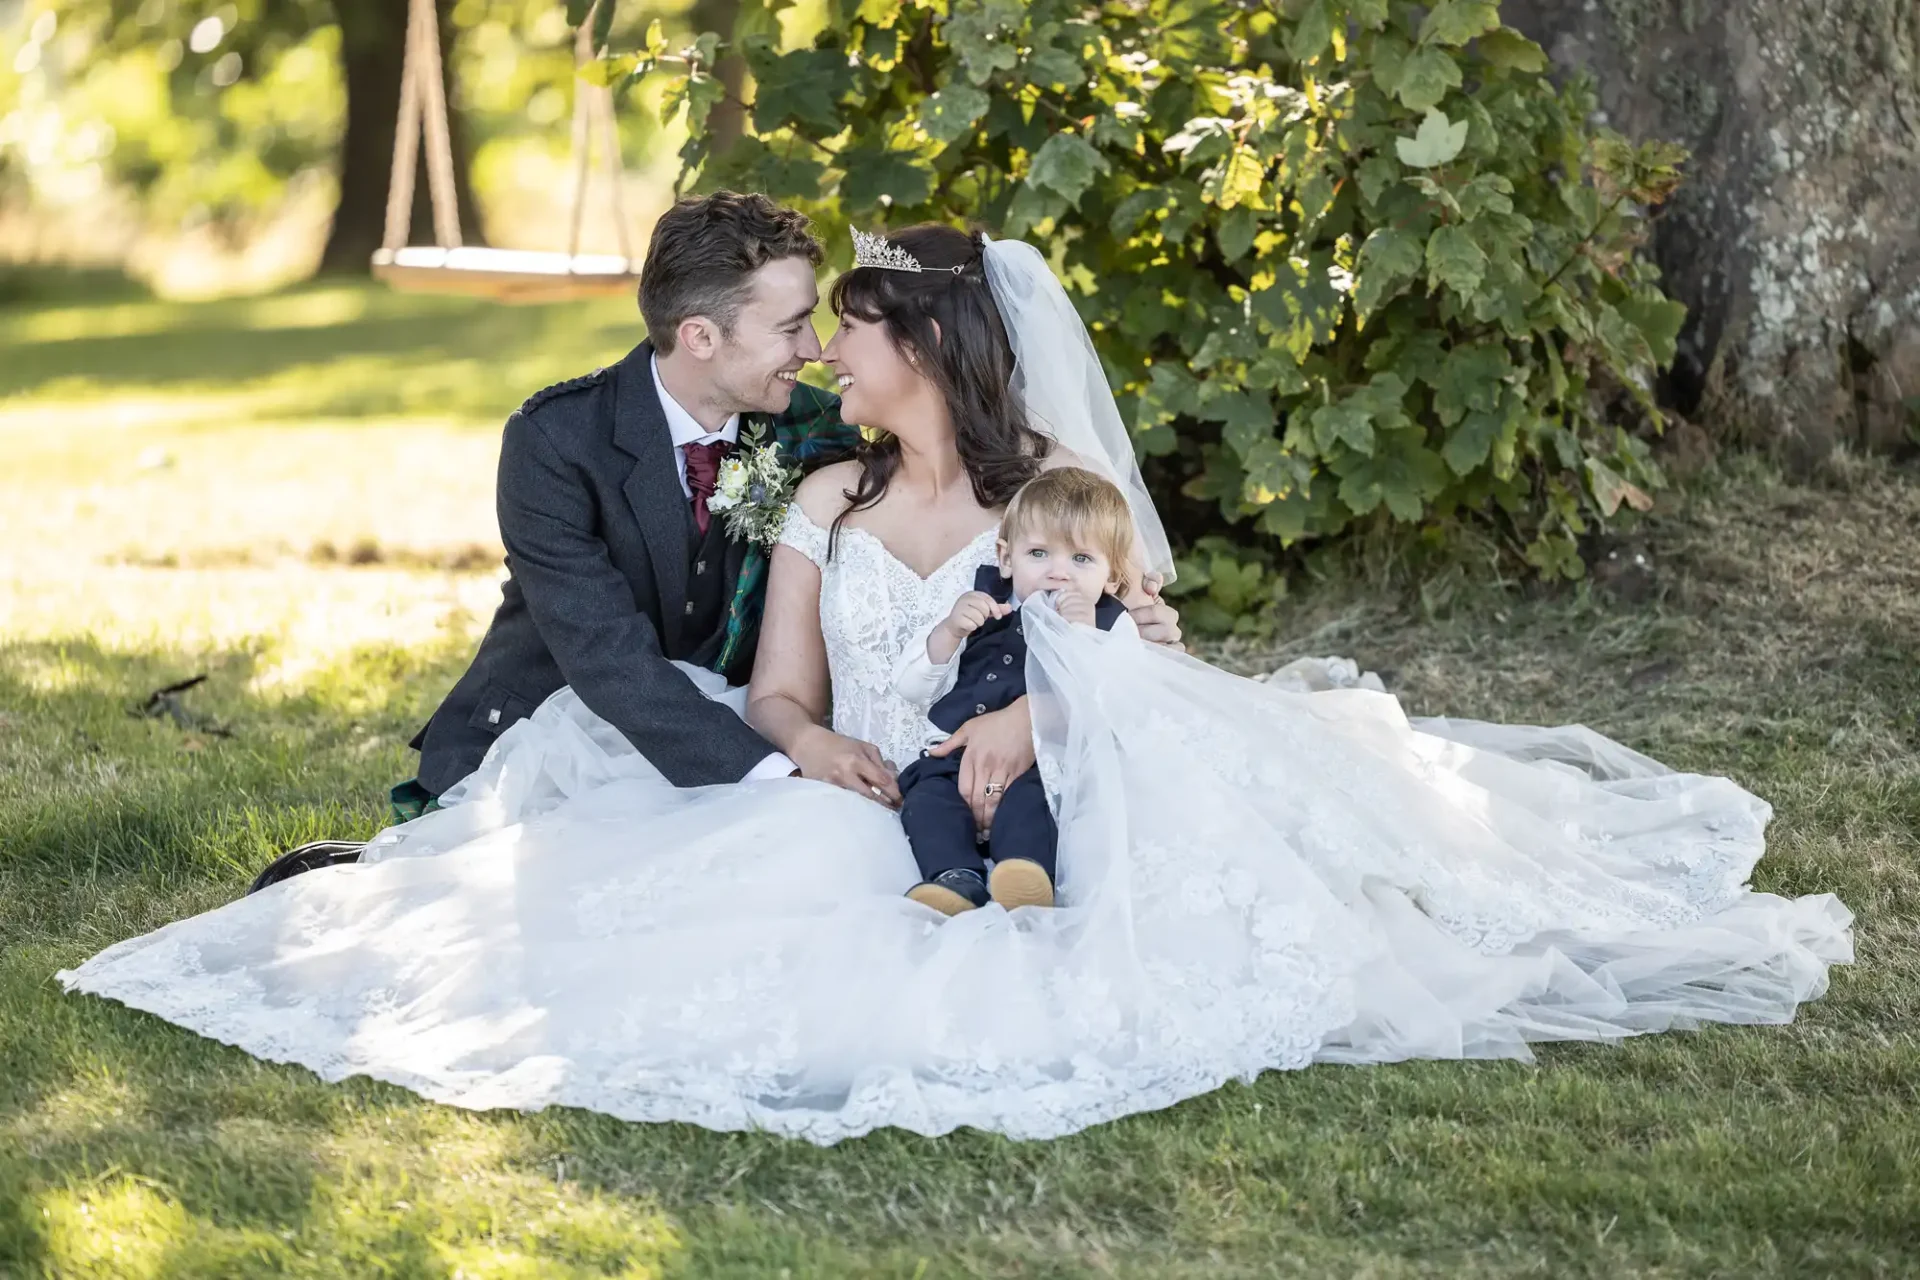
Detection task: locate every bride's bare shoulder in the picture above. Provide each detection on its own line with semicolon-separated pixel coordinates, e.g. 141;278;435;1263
793;459;862;526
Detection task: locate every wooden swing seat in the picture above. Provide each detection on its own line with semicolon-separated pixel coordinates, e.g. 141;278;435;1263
371;247;641;303
377;0;640;305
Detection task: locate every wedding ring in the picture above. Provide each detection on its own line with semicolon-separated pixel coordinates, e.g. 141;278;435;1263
870;785;884;797
984;781;1005;796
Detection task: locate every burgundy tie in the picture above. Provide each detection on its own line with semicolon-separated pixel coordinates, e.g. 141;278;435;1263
683;439;732;536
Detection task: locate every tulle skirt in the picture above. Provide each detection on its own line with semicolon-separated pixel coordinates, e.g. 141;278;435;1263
59;604;1851;1142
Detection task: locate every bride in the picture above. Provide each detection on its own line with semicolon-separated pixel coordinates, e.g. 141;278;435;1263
60;226;1853;1144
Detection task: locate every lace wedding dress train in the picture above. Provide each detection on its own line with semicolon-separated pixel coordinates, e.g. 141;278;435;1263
59;508;1852;1143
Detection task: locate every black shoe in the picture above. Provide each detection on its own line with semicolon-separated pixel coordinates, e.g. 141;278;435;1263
905;868;990;917
248;840;366;895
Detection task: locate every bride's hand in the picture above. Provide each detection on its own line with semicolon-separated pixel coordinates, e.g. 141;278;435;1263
1129;572;1185;650
927;698;1035;831
791;727;902;807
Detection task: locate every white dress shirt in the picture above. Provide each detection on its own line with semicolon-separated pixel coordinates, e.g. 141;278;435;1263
651;354;741;498
651;355;797;783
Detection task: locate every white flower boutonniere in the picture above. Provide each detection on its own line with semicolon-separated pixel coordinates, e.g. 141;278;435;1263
706;422;799;548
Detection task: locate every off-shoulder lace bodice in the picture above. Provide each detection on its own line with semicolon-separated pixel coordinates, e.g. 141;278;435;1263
777;505;997;770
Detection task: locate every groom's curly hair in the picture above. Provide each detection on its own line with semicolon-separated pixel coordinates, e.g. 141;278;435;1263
827;224;1051;555
640;192;822;355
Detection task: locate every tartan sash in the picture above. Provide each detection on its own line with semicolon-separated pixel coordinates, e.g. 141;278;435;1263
712;381;859;674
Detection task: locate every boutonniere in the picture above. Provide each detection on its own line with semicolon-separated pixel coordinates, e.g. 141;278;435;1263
707;421;799;548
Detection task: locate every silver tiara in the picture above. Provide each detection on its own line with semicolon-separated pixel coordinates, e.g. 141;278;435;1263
852;228;964;275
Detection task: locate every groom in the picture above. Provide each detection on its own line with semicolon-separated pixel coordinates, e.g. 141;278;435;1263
407;191;855;802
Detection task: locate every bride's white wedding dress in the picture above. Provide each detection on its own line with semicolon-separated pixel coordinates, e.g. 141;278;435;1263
59;506;1852;1143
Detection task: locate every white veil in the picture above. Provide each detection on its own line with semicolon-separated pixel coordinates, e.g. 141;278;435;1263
979;236;1175;585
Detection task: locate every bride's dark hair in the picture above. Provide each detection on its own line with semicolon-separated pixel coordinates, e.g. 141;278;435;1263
826;224;1051;554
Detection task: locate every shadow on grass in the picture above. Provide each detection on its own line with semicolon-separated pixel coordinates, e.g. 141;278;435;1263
0;632;470;889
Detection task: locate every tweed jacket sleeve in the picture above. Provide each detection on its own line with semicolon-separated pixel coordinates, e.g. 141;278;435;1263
497;407;775;786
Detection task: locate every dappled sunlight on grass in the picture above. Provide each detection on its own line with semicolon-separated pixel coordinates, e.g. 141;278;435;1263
2;282;1916;1275
0;282;642;425
38;1177;197;1279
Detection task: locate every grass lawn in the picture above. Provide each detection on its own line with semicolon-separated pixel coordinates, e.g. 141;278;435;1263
2;280;1916;1278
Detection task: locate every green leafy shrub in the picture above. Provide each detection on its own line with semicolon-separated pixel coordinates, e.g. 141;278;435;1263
603;0;1688;592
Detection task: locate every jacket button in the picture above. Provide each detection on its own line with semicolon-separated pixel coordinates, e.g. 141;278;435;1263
985;672;997;682
1002;654;1014;665
684;600;695;615
487;708;501;725
695;559;707;575
975;703;988;715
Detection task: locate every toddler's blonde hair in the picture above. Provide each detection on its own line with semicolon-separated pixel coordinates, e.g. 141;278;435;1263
999;467;1138;596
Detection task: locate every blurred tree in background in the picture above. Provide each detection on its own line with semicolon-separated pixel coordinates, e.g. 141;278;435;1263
0;0;694;285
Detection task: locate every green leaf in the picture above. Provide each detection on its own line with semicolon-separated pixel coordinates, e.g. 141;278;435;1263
1136;362;1205;430
918;85;992;144
1288;0;1335;62
1206;389;1280;448
1419;1;1501;47
1476;28;1549;73
1248;350;1313;395
1425;224;1488;297
746;45;850;133
1005;182;1069;236
1443;404;1507;474
945;4;1023;85
1027;133;1110;205
1372;35;1410;98
664;71;728;133
566;0;595;27
1618;294;1689;368
1395;46;1463;112
1241;438;1309;506
1351;0;1391;30
1353;371;1412;428
1256;478;1337;541
858;0;905;25
1395;109;1469;169
1595;302;1654;370
1336;434;1450;521
1354;226;1424;314
1433;342;1511;426
1253;252;1345;359
838;148;933;212
1027;42;1086;88
1359;229;1436;282
1455;172;1515;219
1356;155;1402;208
1311;400;1376;456
1217;207;1257;261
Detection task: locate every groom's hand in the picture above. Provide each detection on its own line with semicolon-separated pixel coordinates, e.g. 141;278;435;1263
929;699;1036;831
1130;572;1184;650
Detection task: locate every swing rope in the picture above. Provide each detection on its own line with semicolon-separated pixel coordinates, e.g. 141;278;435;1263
379;0;633;272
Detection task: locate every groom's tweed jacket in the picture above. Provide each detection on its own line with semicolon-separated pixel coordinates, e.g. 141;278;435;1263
412;340;857;794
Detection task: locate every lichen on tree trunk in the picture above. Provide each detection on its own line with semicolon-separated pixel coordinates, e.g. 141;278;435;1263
1504;0;1920;465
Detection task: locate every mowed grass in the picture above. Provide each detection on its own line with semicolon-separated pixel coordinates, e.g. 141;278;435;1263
2;280;1917;1278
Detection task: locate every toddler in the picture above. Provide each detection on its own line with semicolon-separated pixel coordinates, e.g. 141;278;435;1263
893;467;1140;915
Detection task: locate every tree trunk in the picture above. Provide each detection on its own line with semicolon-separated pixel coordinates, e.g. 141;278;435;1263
1503;0;1920;465
691;0;748;157
318;0;486;276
